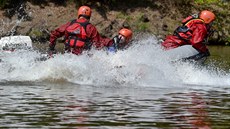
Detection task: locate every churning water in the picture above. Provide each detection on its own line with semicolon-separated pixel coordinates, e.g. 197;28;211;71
0;36;230;128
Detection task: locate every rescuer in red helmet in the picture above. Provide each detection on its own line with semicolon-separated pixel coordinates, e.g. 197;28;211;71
161;10;216;61
48;6;114;55
108;28;133;52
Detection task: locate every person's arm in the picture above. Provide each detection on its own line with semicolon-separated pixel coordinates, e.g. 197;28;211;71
190;24;208;53
49;22;71;50
86;24;113;49
187;24;210;61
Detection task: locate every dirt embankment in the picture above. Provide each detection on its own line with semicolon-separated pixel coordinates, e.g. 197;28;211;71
0;0;229;47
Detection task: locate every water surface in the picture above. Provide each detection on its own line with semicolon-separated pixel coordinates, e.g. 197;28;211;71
0;37;230;128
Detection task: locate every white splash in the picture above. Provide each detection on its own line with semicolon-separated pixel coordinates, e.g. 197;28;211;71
0;35;230;87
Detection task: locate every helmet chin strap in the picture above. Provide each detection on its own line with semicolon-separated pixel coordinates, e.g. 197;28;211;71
117;36;122;44
78;15;90;20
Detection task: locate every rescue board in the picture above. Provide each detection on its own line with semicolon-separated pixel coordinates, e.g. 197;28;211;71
164;45;199;60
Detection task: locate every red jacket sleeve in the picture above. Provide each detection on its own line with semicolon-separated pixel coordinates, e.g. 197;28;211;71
190;24;208;53
86;24;112;49
49;22;71;48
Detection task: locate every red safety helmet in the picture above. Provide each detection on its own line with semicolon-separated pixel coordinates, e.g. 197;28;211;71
118;28;133;43
77;6;92;19
199;10;215;24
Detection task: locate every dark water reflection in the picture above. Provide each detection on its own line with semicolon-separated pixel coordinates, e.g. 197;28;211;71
208;46;230;70
0;82;229;128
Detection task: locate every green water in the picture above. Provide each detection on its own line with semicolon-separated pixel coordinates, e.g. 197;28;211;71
208;46;230;70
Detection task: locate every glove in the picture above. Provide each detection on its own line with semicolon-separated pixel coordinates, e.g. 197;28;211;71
112;35;119;47
107;36;119;52
107;46;116;52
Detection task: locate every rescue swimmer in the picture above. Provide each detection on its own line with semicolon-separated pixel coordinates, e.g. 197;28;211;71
161;10;216;61
48;5;133;55
107;28;133;52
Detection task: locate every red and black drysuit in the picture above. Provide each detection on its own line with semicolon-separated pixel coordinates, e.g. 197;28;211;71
49;18;112;55
162;16;212;60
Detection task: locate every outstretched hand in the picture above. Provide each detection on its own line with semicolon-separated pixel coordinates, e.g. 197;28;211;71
107;36;119;53
112;35;120;48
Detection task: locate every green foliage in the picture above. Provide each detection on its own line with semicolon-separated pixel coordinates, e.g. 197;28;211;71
136;22;150;32
0;0;9;8
28;28;43;37
116;12;132;22
134;14;150;32
194;0;220;4
116;12;127;19
226;37;230;45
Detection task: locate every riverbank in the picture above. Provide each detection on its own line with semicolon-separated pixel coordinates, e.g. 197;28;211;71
0;0;229;46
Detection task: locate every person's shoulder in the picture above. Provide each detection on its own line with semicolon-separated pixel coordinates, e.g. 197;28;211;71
69;19;77;23
190;19;206;28
194;21;206;28
188;19;203;25
86;23;96;29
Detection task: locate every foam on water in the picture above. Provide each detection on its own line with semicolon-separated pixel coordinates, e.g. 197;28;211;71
0;35;230;87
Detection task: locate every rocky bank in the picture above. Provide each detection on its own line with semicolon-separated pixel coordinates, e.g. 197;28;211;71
0;0;229;49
